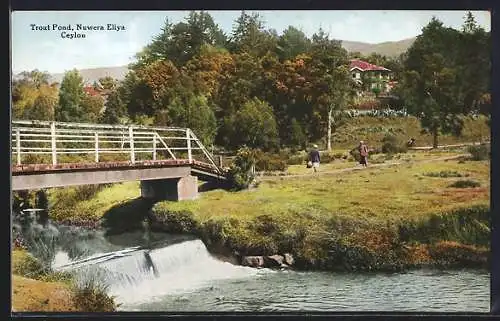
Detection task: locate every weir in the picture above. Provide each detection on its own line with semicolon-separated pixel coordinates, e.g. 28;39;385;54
54;239;260;306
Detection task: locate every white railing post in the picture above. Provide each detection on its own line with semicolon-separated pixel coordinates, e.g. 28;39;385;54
94;132;99;163
16;129;21;165
129;126;135;164
153;134;157;161
186;128;192;163
50;122;57;165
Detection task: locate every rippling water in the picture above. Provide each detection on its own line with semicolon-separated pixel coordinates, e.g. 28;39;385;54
125;269;489;312
27;223;488;313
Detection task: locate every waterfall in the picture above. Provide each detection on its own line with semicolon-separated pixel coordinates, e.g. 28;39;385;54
57;239;263;306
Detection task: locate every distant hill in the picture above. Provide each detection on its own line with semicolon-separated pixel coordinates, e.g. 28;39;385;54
46;66;129;85
341;37;416;57
13;37;416;84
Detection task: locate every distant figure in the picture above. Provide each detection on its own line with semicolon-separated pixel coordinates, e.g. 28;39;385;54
309;144;321;173
407;137;416;147
358;141;369;167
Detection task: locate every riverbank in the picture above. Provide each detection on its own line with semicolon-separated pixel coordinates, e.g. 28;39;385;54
11;249;117;312
41;151;490;272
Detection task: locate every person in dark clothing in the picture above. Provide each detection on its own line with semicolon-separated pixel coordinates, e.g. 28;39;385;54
407;137;416;147
358;141;369;167
309;144;321;173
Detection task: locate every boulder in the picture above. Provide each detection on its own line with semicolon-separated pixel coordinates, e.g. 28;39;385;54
241;256;265;268
284;253;295;266
264;255;285;268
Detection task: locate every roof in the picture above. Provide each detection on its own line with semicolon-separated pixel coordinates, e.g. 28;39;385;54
349;59;391;72
83;86;101;96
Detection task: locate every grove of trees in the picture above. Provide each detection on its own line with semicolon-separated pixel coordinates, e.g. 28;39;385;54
12;11;490;151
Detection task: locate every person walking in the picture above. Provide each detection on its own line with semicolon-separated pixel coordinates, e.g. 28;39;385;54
309;144;321;173
358;140;369;167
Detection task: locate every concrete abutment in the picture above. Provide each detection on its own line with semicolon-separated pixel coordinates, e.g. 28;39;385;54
140;175;198;201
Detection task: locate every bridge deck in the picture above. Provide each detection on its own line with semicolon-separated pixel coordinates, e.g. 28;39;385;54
12;159;224;178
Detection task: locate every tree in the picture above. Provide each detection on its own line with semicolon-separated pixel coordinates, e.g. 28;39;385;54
56;69;85;122
309;29;354;150
97;76;118;91
399;17;464;148
456;12;490;115
16;70;51;88
229;97;279;149
100;89;127;124
12;70;56;120
276;26;312;61
29;84;58;120
80;94;105;123
185;44;235;102
229;11;278;57
159;90;218;146
133;11;227;68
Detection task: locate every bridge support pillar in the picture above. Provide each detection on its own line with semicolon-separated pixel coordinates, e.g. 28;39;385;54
140;175;198;201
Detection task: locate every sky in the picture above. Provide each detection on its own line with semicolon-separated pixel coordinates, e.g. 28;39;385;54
11;10;490;74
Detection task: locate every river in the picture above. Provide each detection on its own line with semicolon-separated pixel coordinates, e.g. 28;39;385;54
18;222;490;312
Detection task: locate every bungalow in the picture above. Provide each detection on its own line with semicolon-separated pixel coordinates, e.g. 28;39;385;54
349;59;393;93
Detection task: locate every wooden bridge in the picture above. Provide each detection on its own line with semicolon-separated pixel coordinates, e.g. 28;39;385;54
11;120;228;201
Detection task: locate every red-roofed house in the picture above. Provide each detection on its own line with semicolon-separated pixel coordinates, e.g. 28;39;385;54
349;59;393;94
83;86;101;97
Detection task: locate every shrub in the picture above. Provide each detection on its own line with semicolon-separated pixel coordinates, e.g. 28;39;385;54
424;170;464;178
287;154;307;165
468;144;490;161
254;152;287;172
381;133;407;154
74;185;105;202
398;205;490;246
448;180;481;188
71;276;117;312
227;147;257;190
12;249;49;279
152;209;198;234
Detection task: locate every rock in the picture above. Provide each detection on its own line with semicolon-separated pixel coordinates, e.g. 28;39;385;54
284;253;295;266
241;256;265;268
264;255;285;268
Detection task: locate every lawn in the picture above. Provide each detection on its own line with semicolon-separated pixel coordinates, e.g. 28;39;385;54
165;158;489;223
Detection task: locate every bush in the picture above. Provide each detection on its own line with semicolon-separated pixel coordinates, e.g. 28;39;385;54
381;133;407;154
12;250;50;279
71;276;117;312
287;154;307;165
424;170;465;178
74;185;105;202
398;205;490;246
227;147;257;190
448;180;481;188
468;144;490;161
151;207;198;234
254;151;287;172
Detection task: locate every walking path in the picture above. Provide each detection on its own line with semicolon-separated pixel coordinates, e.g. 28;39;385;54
259;153;470;181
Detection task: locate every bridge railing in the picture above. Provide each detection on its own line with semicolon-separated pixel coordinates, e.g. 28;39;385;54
11;120;223;174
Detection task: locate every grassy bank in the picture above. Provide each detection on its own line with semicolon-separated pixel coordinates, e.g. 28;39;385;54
38;150;490;272
151;157;490;271
11;249;117;312
329;115;489;149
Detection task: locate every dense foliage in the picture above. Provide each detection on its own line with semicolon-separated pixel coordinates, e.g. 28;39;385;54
12;11;490;152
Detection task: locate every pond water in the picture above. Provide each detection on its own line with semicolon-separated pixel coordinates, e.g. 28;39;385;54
16;220;490;312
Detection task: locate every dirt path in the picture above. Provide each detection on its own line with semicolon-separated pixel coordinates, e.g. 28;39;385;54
259;153;470;181
408;141;489;151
